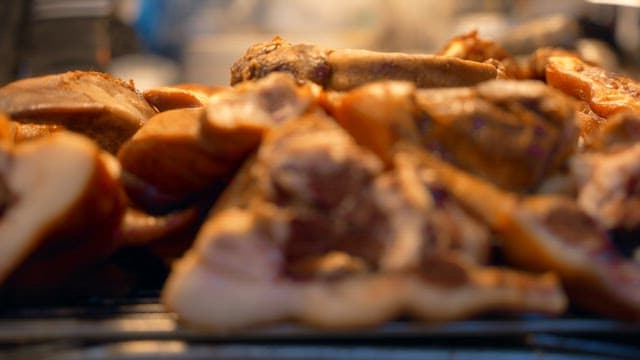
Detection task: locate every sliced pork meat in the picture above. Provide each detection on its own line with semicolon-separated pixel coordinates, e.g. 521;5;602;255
0;71;156;153
162;112;565;331
230;37;497;90
545;56;640;117
414;148;640;321
163;204;563;331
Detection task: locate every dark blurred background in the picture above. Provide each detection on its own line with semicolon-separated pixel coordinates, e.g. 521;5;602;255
1;0;638;88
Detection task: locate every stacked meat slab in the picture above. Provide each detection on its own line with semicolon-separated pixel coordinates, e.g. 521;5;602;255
0;33;639;329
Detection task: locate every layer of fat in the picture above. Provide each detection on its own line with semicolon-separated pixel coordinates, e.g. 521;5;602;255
163;254;566;331
0;132;97;283
162;252;299;332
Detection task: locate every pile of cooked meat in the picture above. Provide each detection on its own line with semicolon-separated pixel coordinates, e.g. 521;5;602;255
1;32;639;331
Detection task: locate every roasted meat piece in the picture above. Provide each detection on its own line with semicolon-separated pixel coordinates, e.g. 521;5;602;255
323;81;421;164
0;71;156;153
0;132;126;292
118;107;228;210
545;56;640;117
417;80;579;192
230;37;497;90
414;148;640;320
118;73;318;211
328;80;578;192
225;113;491;268
162;113;566;331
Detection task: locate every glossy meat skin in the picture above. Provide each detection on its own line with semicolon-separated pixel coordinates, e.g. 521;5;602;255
230;37;497;90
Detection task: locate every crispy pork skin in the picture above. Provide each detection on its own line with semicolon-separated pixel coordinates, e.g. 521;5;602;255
0;71;156;153
546;56;640;117
230;37;497;90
